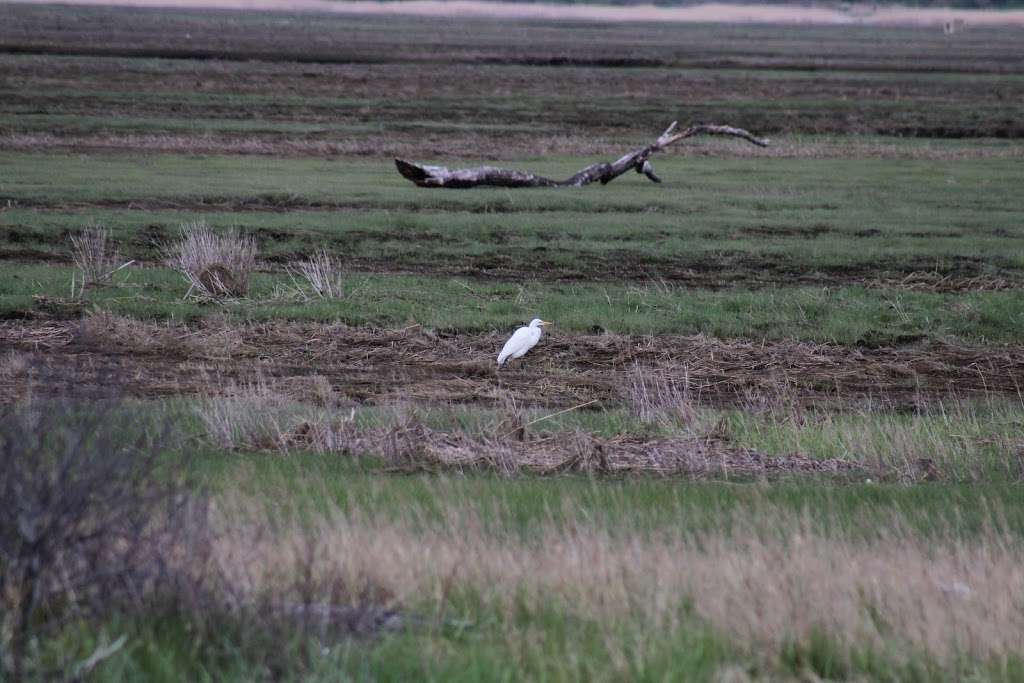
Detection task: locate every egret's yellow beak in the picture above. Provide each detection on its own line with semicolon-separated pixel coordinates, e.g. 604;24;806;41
540;320;554;326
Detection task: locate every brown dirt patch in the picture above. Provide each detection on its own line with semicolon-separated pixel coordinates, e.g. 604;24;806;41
3;318;1023;409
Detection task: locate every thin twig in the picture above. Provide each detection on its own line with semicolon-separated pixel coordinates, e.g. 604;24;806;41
103;259;136;280
501;399;599;438
72;634;128;678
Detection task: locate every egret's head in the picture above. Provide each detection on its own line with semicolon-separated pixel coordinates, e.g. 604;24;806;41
529;318;553;328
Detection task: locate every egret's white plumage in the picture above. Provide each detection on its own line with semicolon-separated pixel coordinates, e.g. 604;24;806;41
497;318;552;366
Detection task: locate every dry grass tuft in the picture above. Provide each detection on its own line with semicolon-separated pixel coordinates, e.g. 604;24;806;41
198;384;302;452
0;351;31;380
69;226;132;296
626;362;702;430
166;222;257;300
197;381;356;453
286;248;346;300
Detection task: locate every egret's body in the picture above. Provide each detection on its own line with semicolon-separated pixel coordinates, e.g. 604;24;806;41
497;318;552;367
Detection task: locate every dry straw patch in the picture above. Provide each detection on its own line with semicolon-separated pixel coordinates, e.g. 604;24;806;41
76;311;247;360
165;221;257;300
212;498;1024;671
7;319;1024;407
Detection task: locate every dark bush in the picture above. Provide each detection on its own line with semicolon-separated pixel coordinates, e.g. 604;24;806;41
0;399;208;680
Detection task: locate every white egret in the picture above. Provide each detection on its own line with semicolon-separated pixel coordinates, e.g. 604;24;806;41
497;318;552;367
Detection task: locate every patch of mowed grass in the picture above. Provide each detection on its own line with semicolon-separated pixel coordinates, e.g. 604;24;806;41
5;198;1023;278
3;262;1024;344
3;151;1024;292
3;151;1023;214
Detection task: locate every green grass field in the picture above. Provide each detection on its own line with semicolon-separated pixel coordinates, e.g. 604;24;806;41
3;4;1024;681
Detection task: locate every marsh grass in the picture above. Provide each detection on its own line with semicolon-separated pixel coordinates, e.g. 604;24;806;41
78;484;1024;681
726;399;1024;481
189;384;1024;481
6;9;1024;678
10;396;1023;680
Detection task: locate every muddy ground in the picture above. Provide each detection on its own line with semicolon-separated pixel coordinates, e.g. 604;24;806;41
4;318;1022;410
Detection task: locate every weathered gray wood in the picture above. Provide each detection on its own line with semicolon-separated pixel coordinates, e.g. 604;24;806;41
395;122;769;189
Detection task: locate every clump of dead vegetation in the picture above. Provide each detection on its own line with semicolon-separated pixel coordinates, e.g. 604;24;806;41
165;221;257;300
199;382;328;452
626;363;705;430
193;385;873;479
68;226;133;298
283;248;347;300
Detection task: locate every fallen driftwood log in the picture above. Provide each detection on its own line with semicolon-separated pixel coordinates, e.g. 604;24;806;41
394;121;769;189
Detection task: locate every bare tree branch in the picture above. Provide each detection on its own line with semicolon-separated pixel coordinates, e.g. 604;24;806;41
394;122;769;189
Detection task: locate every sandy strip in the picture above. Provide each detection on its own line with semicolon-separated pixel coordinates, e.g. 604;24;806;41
5;0;1024;27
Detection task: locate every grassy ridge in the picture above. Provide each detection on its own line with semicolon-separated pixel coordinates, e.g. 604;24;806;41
4;152;1023;212
6;263;1024;343
3;151;1023;343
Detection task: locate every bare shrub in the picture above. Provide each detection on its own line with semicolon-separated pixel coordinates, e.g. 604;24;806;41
0;397;404;678
69;226;132;296
166;222;256;300
0;399;205;679
287;248;346;300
